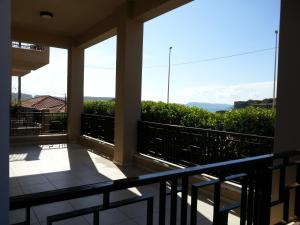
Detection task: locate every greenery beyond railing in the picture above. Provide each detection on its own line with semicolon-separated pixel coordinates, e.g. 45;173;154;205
137;121;274;166
81;114;114;143
10;112;67;136
84;100;275;136
80;113;274;166
83;100;274;165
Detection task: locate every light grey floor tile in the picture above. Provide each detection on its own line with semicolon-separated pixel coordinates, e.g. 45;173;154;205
10;208;38;225
33;201;73;223
10;185;23;196
21;182;56;194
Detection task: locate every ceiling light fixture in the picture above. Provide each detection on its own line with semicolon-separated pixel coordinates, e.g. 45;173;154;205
40;11;54;19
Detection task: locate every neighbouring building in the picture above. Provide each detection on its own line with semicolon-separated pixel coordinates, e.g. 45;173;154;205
21;96;66;113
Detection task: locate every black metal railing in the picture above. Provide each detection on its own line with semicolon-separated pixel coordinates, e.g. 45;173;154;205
12;41;46;51
81;114;114;143
10;151;300;225
10;112;67;136
138;121;274;166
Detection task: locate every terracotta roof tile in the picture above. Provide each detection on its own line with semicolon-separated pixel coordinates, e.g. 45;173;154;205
21;96;66;113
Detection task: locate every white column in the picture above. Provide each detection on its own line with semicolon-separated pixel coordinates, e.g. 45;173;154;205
0;0;10;223
274;0;300;152
114;7;144;165
67;47;85;142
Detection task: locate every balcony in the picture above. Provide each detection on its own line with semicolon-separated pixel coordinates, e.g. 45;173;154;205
9;142;300;225
2;0;300;225
8;113;299;225
11;42;49;76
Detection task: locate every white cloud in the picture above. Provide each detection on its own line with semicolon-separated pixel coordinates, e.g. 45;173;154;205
173;81;273;104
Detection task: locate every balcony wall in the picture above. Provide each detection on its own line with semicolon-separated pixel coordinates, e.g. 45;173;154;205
11;43;49;76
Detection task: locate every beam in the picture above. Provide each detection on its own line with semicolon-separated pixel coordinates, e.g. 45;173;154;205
0;0;10;223
12;27;72;49
11;68;30;77
74;0;192;49
132;0;193;22
74;12;119;49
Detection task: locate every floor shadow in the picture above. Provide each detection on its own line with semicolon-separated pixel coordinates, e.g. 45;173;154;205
9;143;240;225
10;144;42;161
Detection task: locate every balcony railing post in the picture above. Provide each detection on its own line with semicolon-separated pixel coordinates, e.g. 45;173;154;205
213;180;222;225
240;176;248;225
295;163;300;218
170;178;178;225
259;166;272;225
180;176;188;225
159;181;166;225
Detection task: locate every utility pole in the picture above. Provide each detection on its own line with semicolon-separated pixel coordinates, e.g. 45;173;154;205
272;30;279;110
18;76;21;105
167;46;172;103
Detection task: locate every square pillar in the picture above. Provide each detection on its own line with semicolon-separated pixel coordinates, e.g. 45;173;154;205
272;1;300;224
67;47;85;142
274;0;300;153
114;7;144;165
0;0;10;223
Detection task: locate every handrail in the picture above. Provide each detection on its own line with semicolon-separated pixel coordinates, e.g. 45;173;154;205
10;153;273;210
82;113;114;119
140;120;274;139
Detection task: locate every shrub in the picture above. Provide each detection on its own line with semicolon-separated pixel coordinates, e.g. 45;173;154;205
141;101;191;125
84;100;115;116
83;100;275;136
217;107;275;136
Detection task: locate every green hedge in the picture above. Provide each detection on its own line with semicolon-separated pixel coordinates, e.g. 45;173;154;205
83;100;275;136
84;100;115;116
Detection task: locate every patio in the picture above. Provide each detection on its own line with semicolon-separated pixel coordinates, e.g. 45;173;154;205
1;0;300;224
9;143;240;225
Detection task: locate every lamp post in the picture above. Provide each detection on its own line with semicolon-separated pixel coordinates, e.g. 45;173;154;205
18;76;21;105
167;46;172;103
272;30;279;110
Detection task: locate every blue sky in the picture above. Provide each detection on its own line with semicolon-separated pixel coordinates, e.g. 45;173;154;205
12;0;281;104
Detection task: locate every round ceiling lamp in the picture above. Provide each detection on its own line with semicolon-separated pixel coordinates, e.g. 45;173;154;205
40;11;54;19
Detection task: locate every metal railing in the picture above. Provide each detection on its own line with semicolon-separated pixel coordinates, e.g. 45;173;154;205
81;114;114;143
10;112;67;136
138;121;274;166
10;151;300;225
80;115;274;165
12;41;46;51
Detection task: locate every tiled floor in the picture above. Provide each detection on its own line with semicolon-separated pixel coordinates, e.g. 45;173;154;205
9;143;240;225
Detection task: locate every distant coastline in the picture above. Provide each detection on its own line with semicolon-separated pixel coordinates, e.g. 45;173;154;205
186;102;232;112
